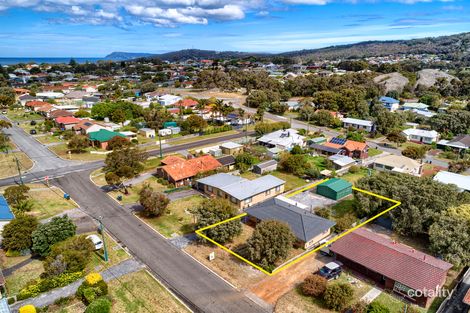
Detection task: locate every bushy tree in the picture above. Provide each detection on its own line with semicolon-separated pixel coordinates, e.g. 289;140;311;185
254;121;290;135
43;235;94;277
106;136;130;151
104;147;148;182
311;110;341;128
1;215;38;251
402;145;427;159
192;198;242;244
235;153;256;172
0;87;16;108
323;283;354;311
448;159;470;173
242;220;295;271
429;205;470;266
32;216;77;257
4;184;30;207
84;297;111;313
67;135;90;153
278;152;311;176
301;274;327;297
139;184;170;217
386;130;407;147
185;114;207;133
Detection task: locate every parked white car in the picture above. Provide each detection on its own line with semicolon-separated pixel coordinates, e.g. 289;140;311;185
86;234;103;250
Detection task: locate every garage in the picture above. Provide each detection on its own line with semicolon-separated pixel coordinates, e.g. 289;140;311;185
316;178;352;200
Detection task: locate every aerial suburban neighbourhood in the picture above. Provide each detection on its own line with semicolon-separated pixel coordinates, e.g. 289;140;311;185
0;2;470;313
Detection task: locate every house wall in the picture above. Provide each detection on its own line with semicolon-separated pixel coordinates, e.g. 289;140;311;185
343;122;373;132
220;147;243;155
304;229;331;249
335;254;435;308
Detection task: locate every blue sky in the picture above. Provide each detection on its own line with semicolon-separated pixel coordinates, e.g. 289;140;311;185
0;0;469;57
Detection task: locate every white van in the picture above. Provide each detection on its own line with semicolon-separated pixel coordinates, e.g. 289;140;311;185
86;234;103;250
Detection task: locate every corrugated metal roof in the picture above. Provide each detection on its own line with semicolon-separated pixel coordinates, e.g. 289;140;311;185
318;178;352;192
246;198;335;242
88;129;126;142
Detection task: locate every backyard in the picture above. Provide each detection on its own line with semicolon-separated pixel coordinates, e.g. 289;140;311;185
109;175;169;205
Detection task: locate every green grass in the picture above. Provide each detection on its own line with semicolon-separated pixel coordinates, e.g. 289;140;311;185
110;176;168;205
49;143;107;161
140;195;204;238
368;148;383;157
109;270;189;313
5;259;44;296
142;157;162;171
27;186;77;220
341;168;372;184
86;232;130;272
373;293;409;313
6;109;43;122
331;199;357;217
271;171;307;191
307;155;327;170
36;134;64;145
0;152;34;179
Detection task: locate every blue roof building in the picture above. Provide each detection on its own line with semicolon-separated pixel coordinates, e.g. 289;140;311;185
0;196;14;221
379;96;400;112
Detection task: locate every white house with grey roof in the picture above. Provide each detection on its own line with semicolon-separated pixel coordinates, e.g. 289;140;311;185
196;173;285;209
342;118;375;132
246;196;336;249
401;128;439;144
257;128;305;151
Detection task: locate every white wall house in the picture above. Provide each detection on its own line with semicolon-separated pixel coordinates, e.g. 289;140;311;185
401;128;439;144
158;94;182;106
342;118;375;132
257;128;305;151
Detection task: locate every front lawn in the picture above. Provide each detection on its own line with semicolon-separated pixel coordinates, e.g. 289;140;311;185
86;231;130;272
168;130;239;146
307;156;327;170
108;270;190;313
109;176;168;205
341;168;372;184
49;143;107;161
139;195;204;237
28;186;77;220
35;134;64;145
0;152;34;179
368;148;383;157
6;109;43;122
331;199;357;217
5;259;44;296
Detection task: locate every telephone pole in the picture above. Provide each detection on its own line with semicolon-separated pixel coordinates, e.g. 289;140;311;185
98;216;109;262
14;156;24;185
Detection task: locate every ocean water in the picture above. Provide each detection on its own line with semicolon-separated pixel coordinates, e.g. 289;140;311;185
0;57;104;65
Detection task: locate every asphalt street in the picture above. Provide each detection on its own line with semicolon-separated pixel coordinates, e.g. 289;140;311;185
53;171;268;313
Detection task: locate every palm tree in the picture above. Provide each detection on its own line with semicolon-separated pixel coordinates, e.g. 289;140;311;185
212;99;225;119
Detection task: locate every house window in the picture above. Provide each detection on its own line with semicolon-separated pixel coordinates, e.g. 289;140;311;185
265;189;271;196
207;186;213;192
231;197;237;204
218;190;223;197
275;186;281;192
245;197;252;204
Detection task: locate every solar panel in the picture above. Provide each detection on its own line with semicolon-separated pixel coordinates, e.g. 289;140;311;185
330;137;347;145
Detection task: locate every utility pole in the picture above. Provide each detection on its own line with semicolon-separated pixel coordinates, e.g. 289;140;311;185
14;156;24;185
98;216;109;262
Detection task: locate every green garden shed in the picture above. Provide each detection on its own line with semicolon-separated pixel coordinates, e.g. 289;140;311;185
316;178;352;200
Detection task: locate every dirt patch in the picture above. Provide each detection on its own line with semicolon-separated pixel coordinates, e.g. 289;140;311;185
250;253;328;304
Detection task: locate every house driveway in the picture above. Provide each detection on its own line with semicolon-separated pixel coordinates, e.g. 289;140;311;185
249;253;328;304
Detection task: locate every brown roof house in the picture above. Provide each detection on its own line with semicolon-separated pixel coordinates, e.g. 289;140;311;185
330;228;453;308
160;155;222;187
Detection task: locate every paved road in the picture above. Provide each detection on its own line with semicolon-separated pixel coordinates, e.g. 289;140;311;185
52;171;268;313
0;130;255;186
2;117;79;172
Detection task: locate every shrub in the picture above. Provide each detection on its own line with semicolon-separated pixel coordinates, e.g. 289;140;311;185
315;207;330;219
350;300;368;313
333;213;357;233
17;272;83;301
86;273;103;285
84;297;111;313
323;283;354;311
32;215;77;257
1;215;38;252
77;279;108;305
19;305;36;313
348;165;360;173
367;301;390;313
301;274;327;297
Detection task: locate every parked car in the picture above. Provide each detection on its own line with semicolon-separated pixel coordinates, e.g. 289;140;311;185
316;261;343;280
30;120;37;126
2;110;7;114
86;234;103;250
30;129;37;135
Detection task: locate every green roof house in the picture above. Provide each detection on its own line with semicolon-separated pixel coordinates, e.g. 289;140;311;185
88;129;126;149
316;178;352;200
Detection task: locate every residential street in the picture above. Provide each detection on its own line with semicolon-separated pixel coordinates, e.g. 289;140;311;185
52;171;269;313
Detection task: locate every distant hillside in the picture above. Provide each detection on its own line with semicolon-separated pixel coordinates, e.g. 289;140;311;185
107;32;470;62
279;32;470;61
104;52;154;60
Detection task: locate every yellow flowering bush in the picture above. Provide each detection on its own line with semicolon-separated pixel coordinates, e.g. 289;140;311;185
19;305;36;313
85;272;103;285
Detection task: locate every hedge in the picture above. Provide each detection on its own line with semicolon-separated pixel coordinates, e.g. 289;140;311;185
17;271;83;301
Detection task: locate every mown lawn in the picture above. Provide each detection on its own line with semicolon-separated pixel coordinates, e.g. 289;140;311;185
0;152;34;179
109;176;168;205
368;148;383;157
109;270;190;313
6;109;43;122
168;130;239;146
307;155;327;170
28;186;77;220
49;143;107;161
271;171;307;191
5;259;44;296
139;195;204;238
331;199;357;217
341;168;372;184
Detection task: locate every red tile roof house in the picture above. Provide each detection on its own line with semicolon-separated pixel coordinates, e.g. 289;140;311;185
48;109;74;119
330;228;453;308
26;101;49;111
174;99;198;109
55;116;81;130
159;155;222;187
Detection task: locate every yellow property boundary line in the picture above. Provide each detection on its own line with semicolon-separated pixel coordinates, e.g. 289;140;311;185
195;179;401;276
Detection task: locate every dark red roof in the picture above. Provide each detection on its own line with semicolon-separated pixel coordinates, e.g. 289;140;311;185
330;228;452;291
55;116;81;124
